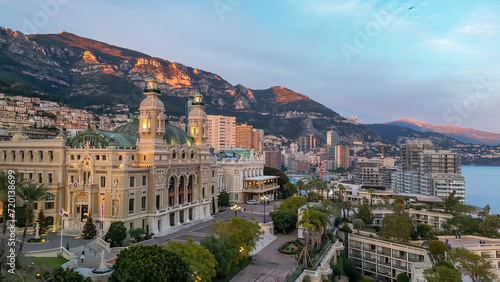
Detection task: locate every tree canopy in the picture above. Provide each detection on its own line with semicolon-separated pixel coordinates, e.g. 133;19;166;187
105;221;127;247
428;240;448;260
271;209;298;234
479;215;500;237
163;238;216;281
110;245;190;282
218;191;229;209
380;214;412;242
447;247;496;282
211;217;263;261
276;196;307;215
353;198;374;225
200;235;238;278
263;167;289;187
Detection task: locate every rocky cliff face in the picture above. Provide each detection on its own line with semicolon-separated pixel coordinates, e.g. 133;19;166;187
0;27;379;143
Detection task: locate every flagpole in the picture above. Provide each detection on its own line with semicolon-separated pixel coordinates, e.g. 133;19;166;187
60;209;64;253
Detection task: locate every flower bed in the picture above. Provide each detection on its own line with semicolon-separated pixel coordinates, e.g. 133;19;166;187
278;239;304;255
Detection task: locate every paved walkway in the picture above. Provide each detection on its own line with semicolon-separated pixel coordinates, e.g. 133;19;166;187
231;230;298;282
22;201;290;279
21;228;90;252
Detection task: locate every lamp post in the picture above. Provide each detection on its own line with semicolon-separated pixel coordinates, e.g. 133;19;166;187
231;204;241;217
260;195;269;223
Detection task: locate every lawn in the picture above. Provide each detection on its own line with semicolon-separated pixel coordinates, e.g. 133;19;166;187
28;257;68;269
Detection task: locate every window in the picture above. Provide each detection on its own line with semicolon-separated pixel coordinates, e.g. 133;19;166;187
129;198;134;214
129;176;135;187
212;185;214;194
119;155;123;161
141;196;146;211
2;150;6;160
29;150;33;161
38;150;43;161
45;193;55;210
96;155;100;160
156;195;160;210
102;155;107;160
49;151;53;161
234;194;238;200
20;151;24;161
38;173;43;184
100;177;106;187
11;150;16;161
130;222;133;230
28;173;33;183
143;155;146;161
48;173;53;184
70;155;75;160
202;187;205;198
142;175;147;186
131;155;135;161
33;203;38;210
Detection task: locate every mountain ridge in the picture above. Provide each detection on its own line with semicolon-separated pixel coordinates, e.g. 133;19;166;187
385;118;500;145
0;27;378;143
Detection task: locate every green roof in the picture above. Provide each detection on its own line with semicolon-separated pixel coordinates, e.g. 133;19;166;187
216;148;253;159
69;126;137;148
113;121;192;146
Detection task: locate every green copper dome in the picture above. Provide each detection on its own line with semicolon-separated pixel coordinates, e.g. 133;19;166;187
69;125;137;148
114;121;193;146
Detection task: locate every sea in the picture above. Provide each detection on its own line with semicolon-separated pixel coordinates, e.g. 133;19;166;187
462;166;500;214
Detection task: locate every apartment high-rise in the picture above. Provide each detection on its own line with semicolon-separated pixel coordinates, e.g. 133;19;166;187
326;131;340;147
234;123;263;153
206;115;236;151
335;144;350;169
235;123;253;149
392;140;465;201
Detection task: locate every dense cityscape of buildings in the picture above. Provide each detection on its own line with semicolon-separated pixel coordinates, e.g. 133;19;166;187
2;82;500;282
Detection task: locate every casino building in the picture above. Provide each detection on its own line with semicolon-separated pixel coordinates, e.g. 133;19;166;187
0;78;218;235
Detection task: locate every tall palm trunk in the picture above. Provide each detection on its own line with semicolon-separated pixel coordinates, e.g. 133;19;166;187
19;208;31;251
2;201;7;234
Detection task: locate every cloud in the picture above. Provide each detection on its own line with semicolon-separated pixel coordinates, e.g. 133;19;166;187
421;38;478;53
452;24;500;35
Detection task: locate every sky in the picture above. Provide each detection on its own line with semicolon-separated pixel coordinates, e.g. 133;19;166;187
1;0;500;133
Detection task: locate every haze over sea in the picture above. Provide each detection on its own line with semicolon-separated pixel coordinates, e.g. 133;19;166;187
462;166;500;214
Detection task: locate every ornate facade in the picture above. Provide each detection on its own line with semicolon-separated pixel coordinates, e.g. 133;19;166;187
0;79;218;235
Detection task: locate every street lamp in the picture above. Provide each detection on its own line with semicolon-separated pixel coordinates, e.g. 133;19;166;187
260;195;269;223
231;204;241;217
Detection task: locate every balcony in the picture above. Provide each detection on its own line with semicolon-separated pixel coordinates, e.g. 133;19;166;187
392;263;407;270
363;255;376;262
68;183;98;190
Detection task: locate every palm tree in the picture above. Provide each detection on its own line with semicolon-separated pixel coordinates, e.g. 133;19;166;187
17;183;48;251
368;188;375;207
296;209;314;267
0;171;25;234
337;184;346;202
296;208;328;266
340;200;352;221
314;179;327;199
353;218;365;234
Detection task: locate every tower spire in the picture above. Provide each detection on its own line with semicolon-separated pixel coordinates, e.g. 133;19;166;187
187;91;207;147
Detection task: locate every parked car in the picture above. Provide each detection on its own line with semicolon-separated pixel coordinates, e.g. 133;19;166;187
246;199;259;205
229;200;237;206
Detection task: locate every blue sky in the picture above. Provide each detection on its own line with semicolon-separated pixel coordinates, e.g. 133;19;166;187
1;0;500;133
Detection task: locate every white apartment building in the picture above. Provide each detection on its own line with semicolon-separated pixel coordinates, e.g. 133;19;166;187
392;141;465;202
206;115;236;151
348;234;432;282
